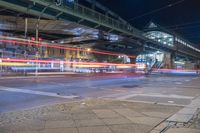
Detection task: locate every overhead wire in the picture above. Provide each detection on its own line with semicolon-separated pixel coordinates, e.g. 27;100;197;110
166;21;200;30
129;0;186;21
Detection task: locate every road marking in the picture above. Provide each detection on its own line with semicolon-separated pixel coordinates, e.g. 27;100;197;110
175;82;182;85
0;86;78;99
168;101;174;103
57;83;72;87
116;93;194;100
185;80;191;82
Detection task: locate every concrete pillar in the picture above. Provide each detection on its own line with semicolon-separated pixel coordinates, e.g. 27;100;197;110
192;60;200;70
162;53;175;69
170;53;175;69
197;60;200;70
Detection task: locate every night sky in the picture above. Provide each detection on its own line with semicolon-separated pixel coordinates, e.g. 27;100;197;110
97;0;200;46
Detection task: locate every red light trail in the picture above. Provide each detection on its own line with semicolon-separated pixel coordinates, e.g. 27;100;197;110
0;58;137;67
0;39;136;58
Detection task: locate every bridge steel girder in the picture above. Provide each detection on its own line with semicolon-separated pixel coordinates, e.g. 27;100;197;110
0;1;55;20
0;0;143;39
31;0;144;38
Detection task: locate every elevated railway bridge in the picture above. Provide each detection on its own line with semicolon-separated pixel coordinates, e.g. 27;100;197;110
0;0;199;67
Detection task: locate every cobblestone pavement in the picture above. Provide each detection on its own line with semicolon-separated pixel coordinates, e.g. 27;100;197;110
161;117;200;133
150;98;200;133
190;110;200;130
0;99;182;133
165;109;200;133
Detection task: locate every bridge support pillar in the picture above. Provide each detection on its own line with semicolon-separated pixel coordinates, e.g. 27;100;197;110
194;60;200;70
170;53;175;69
162;53;175;69
130;58;136;64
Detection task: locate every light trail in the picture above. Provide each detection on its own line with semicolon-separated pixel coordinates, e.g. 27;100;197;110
0;62;33;66
155;68;200;74
0;37;136;58
158;68;197;72
0;58;137;67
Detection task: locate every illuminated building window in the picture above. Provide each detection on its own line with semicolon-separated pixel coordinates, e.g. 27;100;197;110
144;31;174;46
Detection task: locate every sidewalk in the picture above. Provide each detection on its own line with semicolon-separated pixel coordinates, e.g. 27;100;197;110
0;99;182;133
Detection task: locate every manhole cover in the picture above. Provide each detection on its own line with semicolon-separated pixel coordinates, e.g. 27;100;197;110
122;85;139;88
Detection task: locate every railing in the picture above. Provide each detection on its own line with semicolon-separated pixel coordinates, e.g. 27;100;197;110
147;60;163;74
33;0;142;36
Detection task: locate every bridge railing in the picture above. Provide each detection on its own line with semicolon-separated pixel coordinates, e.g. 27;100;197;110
40;0;142;36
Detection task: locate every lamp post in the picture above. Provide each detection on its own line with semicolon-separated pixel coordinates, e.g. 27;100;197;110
0;49;3;76
0;50;2;77
35;51;39;77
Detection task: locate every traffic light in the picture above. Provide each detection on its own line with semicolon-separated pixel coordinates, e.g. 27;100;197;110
39;37;42;41
31;37;35;41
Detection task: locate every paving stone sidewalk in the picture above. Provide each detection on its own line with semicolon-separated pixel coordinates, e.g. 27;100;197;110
0;99;182;133
163;109;200;133
150;97;200;133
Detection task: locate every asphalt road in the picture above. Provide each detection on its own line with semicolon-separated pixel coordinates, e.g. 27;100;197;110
0;73;199;113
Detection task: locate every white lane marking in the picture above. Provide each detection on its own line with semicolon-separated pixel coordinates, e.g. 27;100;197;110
0;86;78;99
185;80;191;82
116;93;194;100
175;82;182;85
168;101;174;103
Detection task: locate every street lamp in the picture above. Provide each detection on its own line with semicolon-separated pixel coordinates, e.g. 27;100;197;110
0;49;3;76
87;48;91;52
0;58;2;76
35;51;39;77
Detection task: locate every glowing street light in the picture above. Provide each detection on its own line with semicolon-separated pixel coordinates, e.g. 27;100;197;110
87;48;91;52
